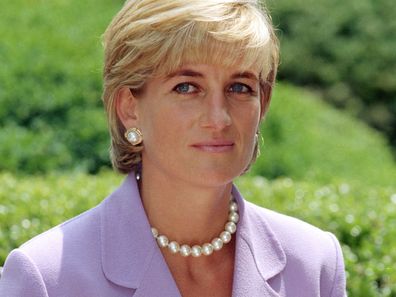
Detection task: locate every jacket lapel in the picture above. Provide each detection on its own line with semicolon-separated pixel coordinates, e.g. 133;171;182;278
132;247;182;297
100;173;181;296
100;174;286;297
231;186;286;297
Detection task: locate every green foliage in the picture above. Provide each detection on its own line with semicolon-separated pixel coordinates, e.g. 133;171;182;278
1;172;395;296
266;0;396;147
238;176;396;297
0;0;120;173
0;171;122;263
250;83;396;187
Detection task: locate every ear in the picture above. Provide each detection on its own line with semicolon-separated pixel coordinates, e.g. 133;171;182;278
116;87;139;129
259;82;272;119
259;70;275;120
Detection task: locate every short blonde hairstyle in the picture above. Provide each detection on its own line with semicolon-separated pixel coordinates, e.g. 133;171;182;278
102;0;279;174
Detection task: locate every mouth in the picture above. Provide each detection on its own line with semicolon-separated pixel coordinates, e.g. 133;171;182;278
191;140;235;153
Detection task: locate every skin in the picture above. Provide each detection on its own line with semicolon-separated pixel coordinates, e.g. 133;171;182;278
117;63;262;296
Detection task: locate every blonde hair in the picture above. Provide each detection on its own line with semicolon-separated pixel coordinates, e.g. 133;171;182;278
102;0;279;174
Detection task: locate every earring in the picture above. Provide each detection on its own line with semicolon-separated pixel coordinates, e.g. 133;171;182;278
255;131;263;146
125;127;143;146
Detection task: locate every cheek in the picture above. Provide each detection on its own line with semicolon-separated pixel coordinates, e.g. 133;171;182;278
141;103;192;146
234;102;261;133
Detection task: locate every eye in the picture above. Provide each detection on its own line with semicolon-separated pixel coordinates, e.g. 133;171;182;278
173;83;199;94
228;83;253;94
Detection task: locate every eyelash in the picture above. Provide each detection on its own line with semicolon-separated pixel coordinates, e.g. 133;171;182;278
173;82;255;95
173;82;199;94
228;83;254;94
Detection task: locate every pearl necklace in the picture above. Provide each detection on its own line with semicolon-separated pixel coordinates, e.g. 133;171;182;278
151;198;239;257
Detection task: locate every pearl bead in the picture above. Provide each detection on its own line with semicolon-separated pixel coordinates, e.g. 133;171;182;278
180;244;191;257
202;243;214;256
127;131;138;142
229;211;239;223
212;238;223;251
125;128;143;145
230;201;238;212
168;241;180;254
225;222;237;234
220;231;232;243
191;245;202;257
157;235;169;247
151;227;159;238
151;196;239;257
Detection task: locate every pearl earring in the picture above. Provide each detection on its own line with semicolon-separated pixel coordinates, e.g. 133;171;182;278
125;127;143;145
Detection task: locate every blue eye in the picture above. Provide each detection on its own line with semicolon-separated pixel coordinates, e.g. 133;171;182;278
174;83;198;94
229;83;251;93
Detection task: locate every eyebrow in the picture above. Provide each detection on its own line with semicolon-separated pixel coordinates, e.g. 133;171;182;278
231;71;259;81
165;69;203;80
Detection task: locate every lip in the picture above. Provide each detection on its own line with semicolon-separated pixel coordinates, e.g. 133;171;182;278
190;140;235;153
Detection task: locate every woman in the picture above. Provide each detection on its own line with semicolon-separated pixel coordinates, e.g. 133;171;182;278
0;0;346;296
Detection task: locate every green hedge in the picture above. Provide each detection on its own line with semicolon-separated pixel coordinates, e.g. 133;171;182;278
266;0;396;147
0;0;119;173
0;172;395;296
250;83;396;187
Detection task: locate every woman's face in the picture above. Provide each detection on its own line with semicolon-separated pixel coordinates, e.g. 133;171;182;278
135;63;261;187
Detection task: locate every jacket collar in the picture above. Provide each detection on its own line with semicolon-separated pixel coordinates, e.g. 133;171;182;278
101;173;286;296
231;186;286;296
101;173;180;295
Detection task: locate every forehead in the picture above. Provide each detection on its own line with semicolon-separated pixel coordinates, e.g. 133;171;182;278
155;44;266;79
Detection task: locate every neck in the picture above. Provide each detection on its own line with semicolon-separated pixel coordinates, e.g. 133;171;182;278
138;167;233;245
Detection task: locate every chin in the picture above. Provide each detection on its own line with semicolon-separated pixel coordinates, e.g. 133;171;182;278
187;166;245;188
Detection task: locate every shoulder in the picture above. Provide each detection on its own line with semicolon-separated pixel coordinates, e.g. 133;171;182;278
20;201;102;261
245;200;337;253
0;202;104;296
244;201;346;296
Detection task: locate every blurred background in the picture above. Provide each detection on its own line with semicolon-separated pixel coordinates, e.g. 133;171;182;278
0;0;395;295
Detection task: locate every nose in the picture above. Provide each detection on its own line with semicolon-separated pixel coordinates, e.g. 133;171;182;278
199;91;232;130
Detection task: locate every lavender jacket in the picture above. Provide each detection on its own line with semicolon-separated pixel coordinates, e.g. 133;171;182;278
0;174;346;296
